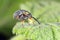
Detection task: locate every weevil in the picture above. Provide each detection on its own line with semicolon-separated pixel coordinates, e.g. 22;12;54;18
13;10;40;26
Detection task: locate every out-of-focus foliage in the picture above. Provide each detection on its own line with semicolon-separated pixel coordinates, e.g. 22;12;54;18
20;1;60;23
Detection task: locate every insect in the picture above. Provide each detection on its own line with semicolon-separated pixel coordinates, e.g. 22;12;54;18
13;10;40;25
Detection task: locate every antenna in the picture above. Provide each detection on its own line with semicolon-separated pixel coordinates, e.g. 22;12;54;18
32;17;40;24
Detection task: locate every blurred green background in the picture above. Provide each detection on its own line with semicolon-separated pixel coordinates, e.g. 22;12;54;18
0;0;60;40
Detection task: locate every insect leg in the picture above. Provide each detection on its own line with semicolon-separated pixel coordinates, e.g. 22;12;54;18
21;20;25;27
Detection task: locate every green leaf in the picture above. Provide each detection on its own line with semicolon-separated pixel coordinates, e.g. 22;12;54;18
12;22;60;40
